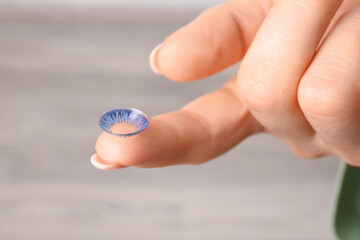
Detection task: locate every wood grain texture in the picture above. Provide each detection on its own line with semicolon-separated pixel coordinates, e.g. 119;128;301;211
0;3;339;239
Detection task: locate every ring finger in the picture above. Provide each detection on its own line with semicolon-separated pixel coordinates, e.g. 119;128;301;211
298;7;360;166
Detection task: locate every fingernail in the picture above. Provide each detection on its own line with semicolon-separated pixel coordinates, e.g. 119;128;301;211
90;154;125;170
149;44;162;75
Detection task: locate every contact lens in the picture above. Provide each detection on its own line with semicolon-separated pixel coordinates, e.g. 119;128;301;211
98;108;149;137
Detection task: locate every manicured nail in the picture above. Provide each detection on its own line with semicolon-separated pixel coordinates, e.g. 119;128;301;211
90;154;125;170
149;44;162;75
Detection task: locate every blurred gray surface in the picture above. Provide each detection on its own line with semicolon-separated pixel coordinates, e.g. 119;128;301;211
0;3;340;240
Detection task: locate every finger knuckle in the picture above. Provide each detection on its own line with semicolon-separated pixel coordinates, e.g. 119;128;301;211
285;140;325;160
341;6;360;24
298;75;351;119
291;147;324;160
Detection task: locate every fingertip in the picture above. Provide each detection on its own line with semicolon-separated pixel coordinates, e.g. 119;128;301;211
149;44;163;75
90;153;126;170
157;39;203;82
150;1;269;82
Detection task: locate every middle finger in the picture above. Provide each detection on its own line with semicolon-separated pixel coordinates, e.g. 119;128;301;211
237;0;342;156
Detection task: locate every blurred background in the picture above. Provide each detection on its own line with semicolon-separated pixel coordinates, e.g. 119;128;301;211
0;0;340;239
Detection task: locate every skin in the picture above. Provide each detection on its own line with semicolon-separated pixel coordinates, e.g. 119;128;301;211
91;0;360;170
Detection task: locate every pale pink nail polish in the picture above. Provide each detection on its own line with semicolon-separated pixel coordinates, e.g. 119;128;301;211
90;154;123;170
149;44;162;75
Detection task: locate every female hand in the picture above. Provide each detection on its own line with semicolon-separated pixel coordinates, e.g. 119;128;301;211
92;0;360;170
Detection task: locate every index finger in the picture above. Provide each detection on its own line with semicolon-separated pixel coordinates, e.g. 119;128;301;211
92;79;262;169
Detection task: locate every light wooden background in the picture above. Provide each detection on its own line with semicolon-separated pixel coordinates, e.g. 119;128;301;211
0;3;340;240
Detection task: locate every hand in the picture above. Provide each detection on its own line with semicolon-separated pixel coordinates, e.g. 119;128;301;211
91;0;360;170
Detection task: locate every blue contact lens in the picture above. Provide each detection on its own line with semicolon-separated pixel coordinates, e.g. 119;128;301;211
98;108;149;137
